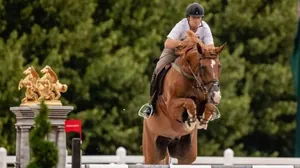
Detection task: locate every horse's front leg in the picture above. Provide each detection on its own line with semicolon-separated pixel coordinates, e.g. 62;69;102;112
197;103;215;130
18;79;24;90
168;98;197;131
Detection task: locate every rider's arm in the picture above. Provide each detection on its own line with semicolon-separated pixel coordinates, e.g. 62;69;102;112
165;20;184;49
164;38;182;49
206;44;214;48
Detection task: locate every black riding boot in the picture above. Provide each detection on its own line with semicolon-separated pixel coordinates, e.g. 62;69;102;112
150;72;157;97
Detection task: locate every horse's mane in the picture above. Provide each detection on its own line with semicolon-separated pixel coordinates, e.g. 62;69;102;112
175;30;220;60
45;66;58;83
175;30;204;56
30;66;39;79
48;69;58;83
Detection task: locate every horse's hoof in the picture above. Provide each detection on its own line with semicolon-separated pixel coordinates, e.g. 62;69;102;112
197;123;208;130
184;120;196;132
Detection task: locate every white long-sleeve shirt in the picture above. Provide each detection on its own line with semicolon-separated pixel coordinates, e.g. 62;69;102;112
167;18;214;45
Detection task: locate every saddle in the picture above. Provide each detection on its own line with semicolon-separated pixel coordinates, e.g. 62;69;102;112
150;64;172;113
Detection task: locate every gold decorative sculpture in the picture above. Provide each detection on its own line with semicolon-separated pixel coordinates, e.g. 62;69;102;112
18;65;68;106
18;66;40;104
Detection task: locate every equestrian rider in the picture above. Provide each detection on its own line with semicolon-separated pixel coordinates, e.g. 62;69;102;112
141;2;215;118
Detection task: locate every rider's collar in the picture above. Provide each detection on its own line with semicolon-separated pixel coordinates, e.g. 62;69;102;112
198;22;203;27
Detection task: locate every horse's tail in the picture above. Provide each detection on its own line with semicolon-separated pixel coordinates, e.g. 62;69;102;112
61;84;68;93
55;80;68;93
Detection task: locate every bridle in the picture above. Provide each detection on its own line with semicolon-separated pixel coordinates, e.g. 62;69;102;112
171;46;221;124
172;46;220;95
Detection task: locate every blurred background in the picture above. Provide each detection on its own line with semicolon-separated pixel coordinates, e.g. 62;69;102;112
0;0;298;157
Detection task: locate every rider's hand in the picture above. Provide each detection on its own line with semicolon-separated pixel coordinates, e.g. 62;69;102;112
180;40;196;47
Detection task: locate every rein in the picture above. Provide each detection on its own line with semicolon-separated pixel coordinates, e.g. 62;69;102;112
171;60;209;95
186;60;208;94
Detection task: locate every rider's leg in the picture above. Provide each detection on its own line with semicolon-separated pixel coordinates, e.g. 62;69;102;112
150;71;157;97
154;49;177;75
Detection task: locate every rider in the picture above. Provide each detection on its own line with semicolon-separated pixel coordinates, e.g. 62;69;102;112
140;2;215;118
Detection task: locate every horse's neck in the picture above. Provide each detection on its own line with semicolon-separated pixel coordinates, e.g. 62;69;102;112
163;57;196;98
24;74;31;80
41;73;52;80
174;57;188;69
48;70;58;82
172;60;206;100
165;73;192;98
174;56;183;65
24;74;35;81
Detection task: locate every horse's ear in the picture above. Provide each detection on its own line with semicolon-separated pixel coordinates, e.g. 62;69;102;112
196;43;203;54
186;30;199;43
215;42;227;54
186;30;194;39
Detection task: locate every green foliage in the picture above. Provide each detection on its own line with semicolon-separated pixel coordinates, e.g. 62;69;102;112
0;0;298;157
27;100;58;168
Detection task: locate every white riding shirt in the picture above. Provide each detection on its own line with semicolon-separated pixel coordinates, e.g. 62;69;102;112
167;18;214;45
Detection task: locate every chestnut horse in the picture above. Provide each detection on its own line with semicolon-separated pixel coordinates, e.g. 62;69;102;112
143;30;226;164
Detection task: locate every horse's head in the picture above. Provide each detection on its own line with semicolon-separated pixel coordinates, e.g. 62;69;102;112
23;66;35;75
23;66;39;79
41;65;52;74
179;32;226;105
194;42;226;104
40;65;58;83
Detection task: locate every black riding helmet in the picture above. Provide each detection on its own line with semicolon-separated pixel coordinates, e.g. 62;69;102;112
186;3;204;17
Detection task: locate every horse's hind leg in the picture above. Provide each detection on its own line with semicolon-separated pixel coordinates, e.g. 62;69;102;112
54;90;61;100
21;97;27;103
169;129;198;164
159;150;170;164
143;120;168;164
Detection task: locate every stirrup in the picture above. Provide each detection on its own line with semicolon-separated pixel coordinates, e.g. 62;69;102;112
211;104;221;121
138;103;153;119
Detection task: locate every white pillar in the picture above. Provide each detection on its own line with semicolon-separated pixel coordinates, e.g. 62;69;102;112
15;126;21;168
49;126;58;143
65;149;68;167
0;147;7;168
224;148;234;166
20;126;31;168
57;126;67;168
116;147;126;164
